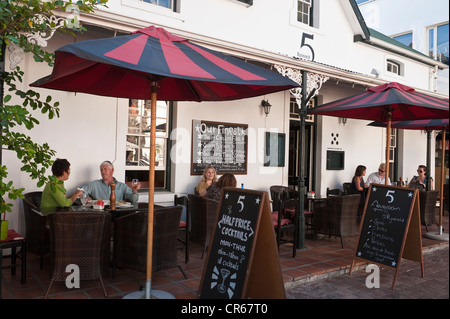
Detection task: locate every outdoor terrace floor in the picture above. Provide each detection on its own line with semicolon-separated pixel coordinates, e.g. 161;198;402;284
1;209;448;299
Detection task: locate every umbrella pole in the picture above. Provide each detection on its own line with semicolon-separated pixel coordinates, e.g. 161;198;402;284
145;84;157;299
425;129;449;242
385;112;392;185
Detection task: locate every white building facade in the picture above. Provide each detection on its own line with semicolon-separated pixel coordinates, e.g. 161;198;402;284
4;0;448;233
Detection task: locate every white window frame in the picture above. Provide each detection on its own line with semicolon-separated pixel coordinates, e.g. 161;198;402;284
392;31;413;48
428;23;449;66
140;0;174;10
297;0;312;26
386;59;400;75
126;99;169;188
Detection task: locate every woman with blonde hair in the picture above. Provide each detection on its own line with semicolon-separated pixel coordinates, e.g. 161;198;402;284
195;165;217;196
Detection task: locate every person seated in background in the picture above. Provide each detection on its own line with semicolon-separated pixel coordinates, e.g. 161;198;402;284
205;173;237;201
365;163;391;187
408;165;434;190
194;165;217;196
82;160;140;204
41;158;83;214
351;165;368;214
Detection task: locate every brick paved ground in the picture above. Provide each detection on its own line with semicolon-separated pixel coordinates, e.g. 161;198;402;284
286;245;449;299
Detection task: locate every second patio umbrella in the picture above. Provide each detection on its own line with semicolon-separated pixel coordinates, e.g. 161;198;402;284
368;118;449;241
309;82;449;184
31;25;299;299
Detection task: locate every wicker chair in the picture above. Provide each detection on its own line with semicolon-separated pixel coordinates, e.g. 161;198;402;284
174;195;189;263
113;206;186;278
22;191;48;269
313;194;360;248
187;194;219;259
273;198;298;257
45;212;111;298
419;190;439;232
326;188;343;197
342;182;357;195
270;185;297;212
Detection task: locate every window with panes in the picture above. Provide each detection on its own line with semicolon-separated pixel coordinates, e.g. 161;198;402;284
140;0;176;11
393;32;413;48
297;0;312;26
126;99;169;189
386;60;400;75
428;23;449;66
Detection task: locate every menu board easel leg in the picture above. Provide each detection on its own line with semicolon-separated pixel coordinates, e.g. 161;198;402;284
245;196;285;299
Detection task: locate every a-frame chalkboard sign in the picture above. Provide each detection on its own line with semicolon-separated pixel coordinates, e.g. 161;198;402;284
350;184;424;289
199;188;285;299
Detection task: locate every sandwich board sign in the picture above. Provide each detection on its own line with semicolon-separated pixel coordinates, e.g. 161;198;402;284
199;188;285;299
350;184;424;289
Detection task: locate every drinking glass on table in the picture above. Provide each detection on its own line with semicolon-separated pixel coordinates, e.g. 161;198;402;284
132;179;139;191
80;191;88;207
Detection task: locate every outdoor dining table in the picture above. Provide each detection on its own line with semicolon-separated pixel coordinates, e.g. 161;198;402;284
64;203;160;220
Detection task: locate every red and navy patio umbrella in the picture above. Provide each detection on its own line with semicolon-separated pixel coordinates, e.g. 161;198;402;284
31;25;299;299
308;82;449;184
368;118;449;131
31;26;298;101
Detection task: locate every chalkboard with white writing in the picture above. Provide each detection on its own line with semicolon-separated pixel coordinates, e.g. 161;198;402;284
199;188;263;299
191;120;248;175
355;184;416;268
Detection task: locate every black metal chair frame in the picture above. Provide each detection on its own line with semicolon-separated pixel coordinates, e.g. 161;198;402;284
274;198;298;258
22;191;48;269
174;194;189;263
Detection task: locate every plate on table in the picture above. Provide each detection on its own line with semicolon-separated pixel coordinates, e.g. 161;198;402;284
116;201;133;208
88;199;110;206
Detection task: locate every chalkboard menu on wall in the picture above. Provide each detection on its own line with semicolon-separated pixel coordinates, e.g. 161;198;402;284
199;189;262;299
355;184;417;268
191;120;248;175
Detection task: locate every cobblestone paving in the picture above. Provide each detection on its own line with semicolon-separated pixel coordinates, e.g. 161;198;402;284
286;246;449;299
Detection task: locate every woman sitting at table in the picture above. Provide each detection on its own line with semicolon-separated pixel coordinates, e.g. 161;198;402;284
408;165;433;190
195;165;217;196
41;158;83;214
205;173;237;201
351;165;368;214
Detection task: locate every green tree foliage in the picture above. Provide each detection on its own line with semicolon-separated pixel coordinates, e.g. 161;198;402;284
0;0;108;217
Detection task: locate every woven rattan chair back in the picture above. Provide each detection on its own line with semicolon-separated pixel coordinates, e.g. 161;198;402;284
187;194;219;259
45;212;111;298
270;185;298;212
313;194;360;248
113;206;186;278
419;190;439;232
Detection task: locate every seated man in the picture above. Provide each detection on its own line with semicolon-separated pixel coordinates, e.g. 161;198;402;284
82;161;140;204
365;163;391;187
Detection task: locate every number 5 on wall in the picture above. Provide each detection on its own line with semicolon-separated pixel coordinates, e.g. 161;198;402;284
300;33;315;61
